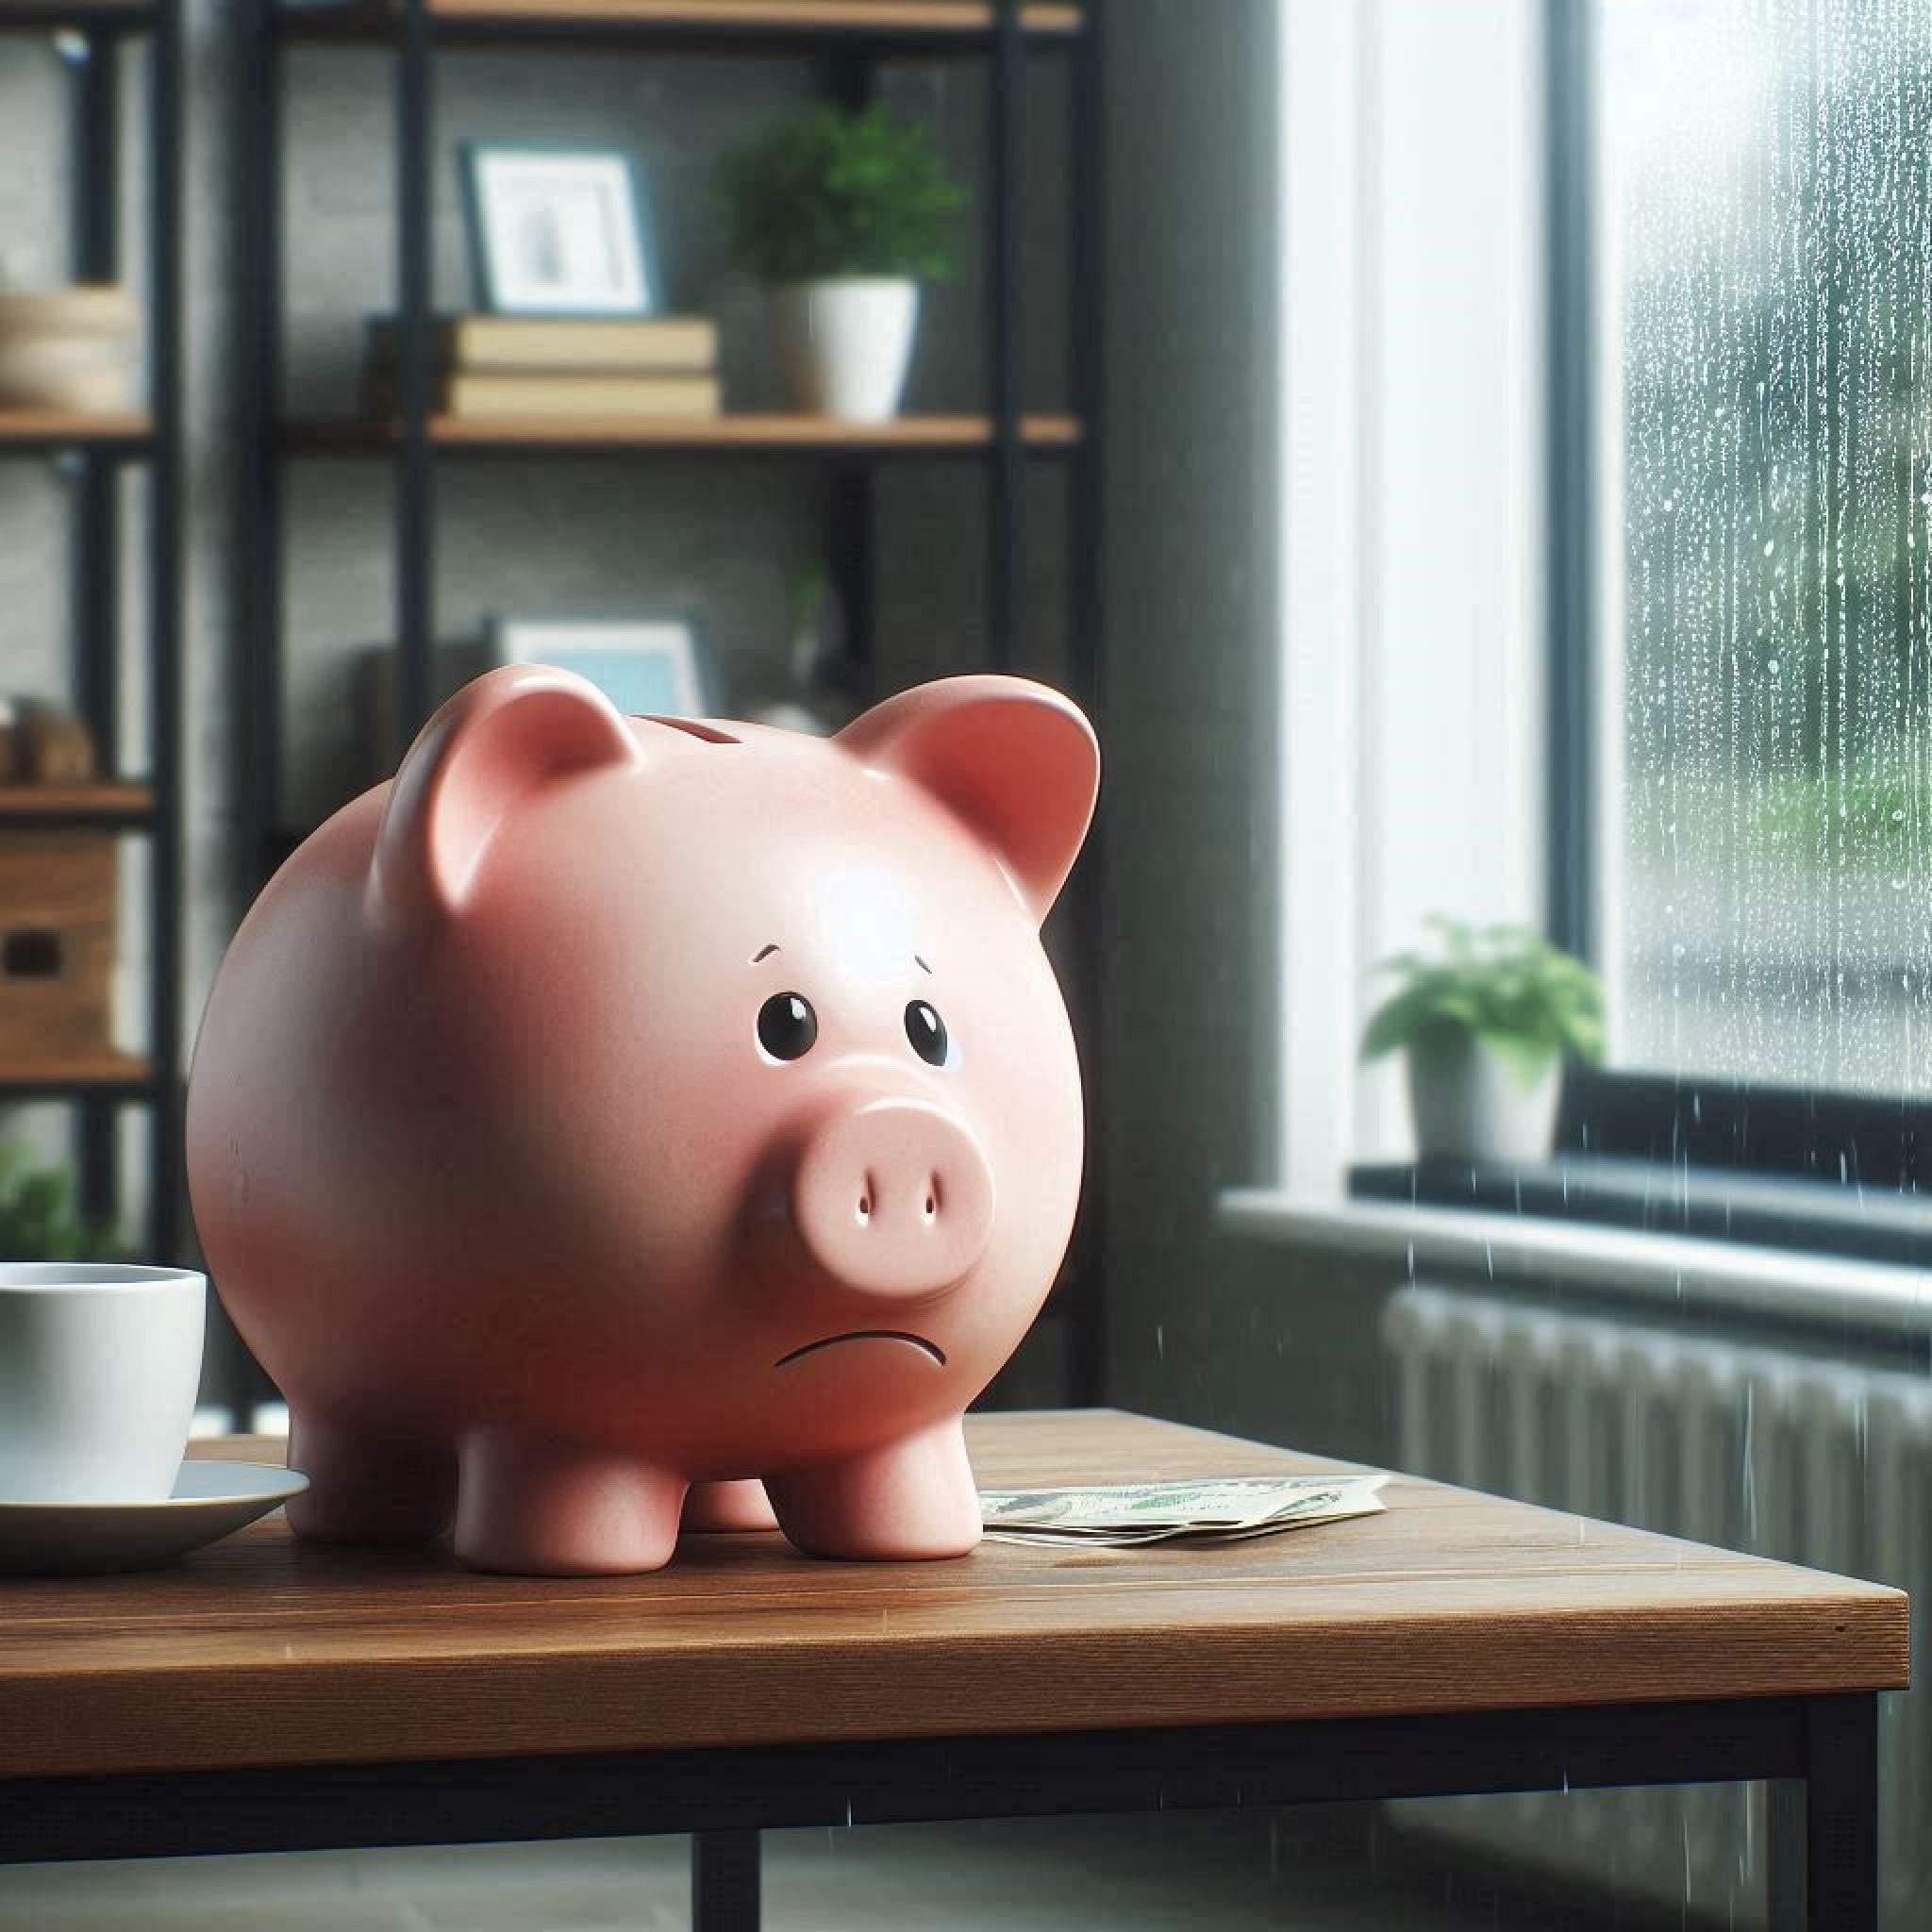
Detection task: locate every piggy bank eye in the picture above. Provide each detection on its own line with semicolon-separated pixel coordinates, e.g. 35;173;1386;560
758;993;818;1061
905;1000;949;1067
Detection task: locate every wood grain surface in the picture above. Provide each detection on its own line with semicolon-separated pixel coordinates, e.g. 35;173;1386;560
0;1410;1907;1780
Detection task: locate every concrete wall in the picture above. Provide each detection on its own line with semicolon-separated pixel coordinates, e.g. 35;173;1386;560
1095;0;1302;1435
1098;0;1547;1465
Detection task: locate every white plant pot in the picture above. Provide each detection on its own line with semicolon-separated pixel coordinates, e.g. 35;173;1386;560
1406;1037;1560;1164
772;278;919;423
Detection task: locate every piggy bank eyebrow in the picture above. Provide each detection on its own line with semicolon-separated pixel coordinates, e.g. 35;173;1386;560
914;954;933;975
751;943;781;964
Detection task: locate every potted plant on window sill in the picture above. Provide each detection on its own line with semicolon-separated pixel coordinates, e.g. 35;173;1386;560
718;104;964;425
1359;920;1606;1164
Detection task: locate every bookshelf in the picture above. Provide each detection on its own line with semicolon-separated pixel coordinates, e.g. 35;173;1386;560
236;0;1104;1406
0;1;157;32
0;0;183;1257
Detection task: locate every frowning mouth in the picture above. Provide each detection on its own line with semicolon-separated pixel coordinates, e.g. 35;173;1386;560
774;1330;947;1369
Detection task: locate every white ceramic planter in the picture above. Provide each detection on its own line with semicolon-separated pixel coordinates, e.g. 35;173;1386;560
1406;1036;1560;1164
772;277;919;423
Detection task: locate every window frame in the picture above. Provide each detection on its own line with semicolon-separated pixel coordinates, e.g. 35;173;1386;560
1545;0;1932;1197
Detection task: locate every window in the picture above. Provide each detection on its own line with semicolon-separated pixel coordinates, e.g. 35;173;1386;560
1585;0;1932;1108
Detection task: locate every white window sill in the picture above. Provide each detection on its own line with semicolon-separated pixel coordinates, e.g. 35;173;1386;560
1215;1188;1932;1339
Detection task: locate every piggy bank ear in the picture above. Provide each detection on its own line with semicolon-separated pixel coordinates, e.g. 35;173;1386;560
837;675;1099;923
370;664;641;922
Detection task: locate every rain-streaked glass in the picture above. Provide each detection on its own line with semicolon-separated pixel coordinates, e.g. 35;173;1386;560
1605;0;1932;1091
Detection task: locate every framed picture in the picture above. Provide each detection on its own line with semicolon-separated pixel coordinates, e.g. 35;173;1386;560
488;617;707;719
460;144;661;316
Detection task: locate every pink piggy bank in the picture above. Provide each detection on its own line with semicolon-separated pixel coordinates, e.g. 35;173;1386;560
186;667;1098;1574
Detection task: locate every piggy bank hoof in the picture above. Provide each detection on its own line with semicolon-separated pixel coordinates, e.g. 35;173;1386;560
285;1416;455;1544
453;1431;687;1574
767;1421;982;1561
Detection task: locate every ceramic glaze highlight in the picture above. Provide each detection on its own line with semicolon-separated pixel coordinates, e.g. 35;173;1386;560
186;667;1098;1574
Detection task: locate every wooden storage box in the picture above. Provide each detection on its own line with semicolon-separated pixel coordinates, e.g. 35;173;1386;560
0;833;116;1062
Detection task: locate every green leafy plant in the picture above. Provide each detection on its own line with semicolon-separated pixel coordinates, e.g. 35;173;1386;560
717;105;965;284
1359;919;1607;1090
0;1142;122;1261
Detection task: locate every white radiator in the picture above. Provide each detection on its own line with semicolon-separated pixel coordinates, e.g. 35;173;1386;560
1381;1283;1928;1929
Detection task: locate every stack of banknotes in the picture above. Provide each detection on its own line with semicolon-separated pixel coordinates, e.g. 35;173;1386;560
976;1474;1388;1548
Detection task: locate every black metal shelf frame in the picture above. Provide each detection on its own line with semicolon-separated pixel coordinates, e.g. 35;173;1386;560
0;425;157;454
0;4;160;37
0;1070;162;1104
0;800;159;830
0;1;185;1257
237;0;1106;1402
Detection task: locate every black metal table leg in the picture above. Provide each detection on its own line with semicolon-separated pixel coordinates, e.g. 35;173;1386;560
1800;1694;1879;1932
1768;1777;1807;1932
1771;1695;1880;1931
691;1828;760;1932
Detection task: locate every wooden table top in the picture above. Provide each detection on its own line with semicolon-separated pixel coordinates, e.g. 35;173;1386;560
0;1409;1907;1780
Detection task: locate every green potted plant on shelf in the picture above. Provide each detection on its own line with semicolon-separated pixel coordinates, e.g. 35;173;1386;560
717;104;964;424
1359;919;1606;1163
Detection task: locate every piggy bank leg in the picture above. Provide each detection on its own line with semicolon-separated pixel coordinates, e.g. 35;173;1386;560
766;1419;981;1560
684;1479;779;1533
454;1428;688;1574
285;1414;456;1543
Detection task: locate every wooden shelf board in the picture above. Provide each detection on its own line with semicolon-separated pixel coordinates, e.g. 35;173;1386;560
283;412;1082;454
282;0;1080;39
0;783;155;821
0;410;153;449
0;1054;153;1092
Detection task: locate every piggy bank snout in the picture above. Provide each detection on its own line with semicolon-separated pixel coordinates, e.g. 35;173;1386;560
791;1099;995;1300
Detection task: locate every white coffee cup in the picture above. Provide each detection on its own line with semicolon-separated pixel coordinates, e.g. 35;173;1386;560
0;1264;206;1504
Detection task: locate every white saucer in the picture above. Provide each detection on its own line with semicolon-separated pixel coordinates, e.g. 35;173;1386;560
0;1461;308;1576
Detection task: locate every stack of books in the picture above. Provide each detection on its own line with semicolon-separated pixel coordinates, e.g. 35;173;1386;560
363;314;721;423
0;285;141;413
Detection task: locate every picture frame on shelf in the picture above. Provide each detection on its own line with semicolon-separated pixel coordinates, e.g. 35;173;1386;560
460;144;661;317
487;617;708;719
